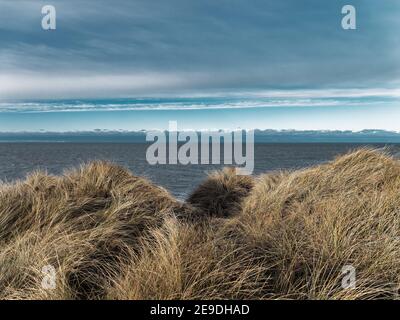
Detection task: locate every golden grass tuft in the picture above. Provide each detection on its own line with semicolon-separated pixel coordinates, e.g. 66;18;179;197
0;161;183;299
0;149;400;299
227;148;400;299
106;218;270;300
187;167;254;218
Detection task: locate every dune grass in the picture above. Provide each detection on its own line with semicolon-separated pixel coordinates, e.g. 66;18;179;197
0;149;399;299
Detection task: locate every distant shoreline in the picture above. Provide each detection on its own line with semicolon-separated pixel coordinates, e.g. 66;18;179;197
1;129;400;143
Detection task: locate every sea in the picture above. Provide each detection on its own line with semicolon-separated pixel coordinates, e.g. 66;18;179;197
0;142;399;200
1;97;400;199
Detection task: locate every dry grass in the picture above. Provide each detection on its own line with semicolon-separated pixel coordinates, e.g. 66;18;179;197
0;162;183;299
187;167;254;218
0;149;400;299
225;148;400;299
106;218;269;300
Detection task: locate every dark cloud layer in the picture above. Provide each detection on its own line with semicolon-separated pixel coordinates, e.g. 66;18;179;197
0;0;399;98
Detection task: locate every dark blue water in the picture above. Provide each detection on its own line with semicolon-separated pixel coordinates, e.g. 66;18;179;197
0;143;399;200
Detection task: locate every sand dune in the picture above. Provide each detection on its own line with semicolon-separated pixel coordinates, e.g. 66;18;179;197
0;149;399;300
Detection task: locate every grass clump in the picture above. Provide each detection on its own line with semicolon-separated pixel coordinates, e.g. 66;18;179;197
1;149;400;300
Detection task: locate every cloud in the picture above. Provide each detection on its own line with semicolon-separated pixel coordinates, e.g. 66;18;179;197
0;72;195;99
1;71;399;100
0;0;399;98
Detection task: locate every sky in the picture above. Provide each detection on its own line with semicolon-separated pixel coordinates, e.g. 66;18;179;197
0;0;399;131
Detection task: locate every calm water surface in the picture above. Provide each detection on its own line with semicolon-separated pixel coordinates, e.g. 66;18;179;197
0;143;399;200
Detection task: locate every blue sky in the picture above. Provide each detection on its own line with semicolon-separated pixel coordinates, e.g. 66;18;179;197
0;0;399;131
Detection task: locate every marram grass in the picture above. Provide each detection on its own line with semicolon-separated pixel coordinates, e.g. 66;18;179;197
0;149;399;300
